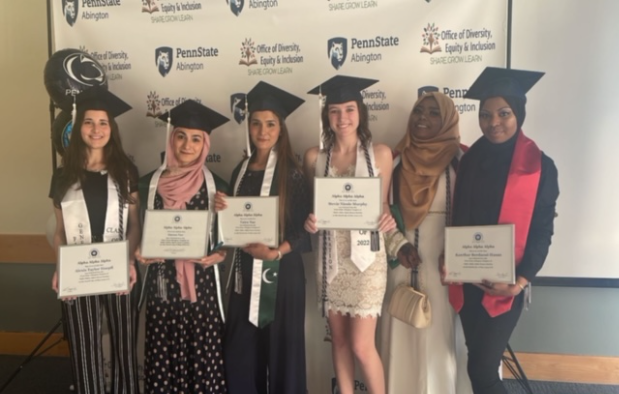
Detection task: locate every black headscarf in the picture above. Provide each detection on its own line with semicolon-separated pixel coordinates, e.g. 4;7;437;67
480;95;527;131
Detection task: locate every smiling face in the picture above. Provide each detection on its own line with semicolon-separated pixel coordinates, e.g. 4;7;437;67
327;100;360;138
478;96;518;144
249;110;281;153
80;110;111;151
409;97;443;140
172;127;208;167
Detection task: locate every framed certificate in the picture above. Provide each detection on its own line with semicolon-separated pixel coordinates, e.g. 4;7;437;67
141;210;211;259
218;196;279;247
444;224;515;284
58;240;129;298
314;177;382;230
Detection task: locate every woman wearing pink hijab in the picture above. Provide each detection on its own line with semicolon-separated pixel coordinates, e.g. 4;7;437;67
136;100;230;393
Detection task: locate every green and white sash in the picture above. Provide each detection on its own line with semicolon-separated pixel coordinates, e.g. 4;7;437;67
61;173;127;245
232;148;279;328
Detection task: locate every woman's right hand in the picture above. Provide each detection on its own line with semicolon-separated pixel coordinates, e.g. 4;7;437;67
304;213;318;234
214;191;228;213
439;253;462;286
52;270;59;293
397;243;421;269
135;247;164;265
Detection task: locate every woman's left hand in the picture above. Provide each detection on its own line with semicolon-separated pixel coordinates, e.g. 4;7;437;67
377;212;396;233
242;243;278;261
474;280;522;297
191;250;227;267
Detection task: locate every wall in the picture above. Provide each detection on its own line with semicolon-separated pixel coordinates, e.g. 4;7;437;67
1;0;618;377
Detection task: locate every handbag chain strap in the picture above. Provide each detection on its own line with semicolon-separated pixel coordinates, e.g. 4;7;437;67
410;166;451;290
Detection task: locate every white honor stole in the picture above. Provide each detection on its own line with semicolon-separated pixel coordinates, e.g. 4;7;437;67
61;173;127;245
144;165;225;322
316;141;378;284
232;148;278;327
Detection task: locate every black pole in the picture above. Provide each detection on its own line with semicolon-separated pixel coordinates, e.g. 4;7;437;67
506;0;513;69
0;320;62;393
46;0;57;170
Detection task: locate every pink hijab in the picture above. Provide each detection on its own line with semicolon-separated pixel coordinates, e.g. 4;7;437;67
157;128;211;303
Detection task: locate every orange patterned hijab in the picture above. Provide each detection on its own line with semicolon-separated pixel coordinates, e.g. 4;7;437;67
395;92;460;230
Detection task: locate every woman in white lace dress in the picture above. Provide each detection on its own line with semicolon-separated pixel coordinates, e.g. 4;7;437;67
303;75;396;394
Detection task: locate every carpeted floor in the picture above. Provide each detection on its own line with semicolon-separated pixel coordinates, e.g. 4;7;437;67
1;355;618;393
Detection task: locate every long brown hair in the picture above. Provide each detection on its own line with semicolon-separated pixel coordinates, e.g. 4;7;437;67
55;109;136;206
320;99;372;150
248;111;300;242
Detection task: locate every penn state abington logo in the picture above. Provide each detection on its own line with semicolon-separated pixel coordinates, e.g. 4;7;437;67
62;0;79;26
227;0;244;16
328;38;347;70
155;47;173;77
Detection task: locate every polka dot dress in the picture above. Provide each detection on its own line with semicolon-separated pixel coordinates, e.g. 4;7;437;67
144;184;227;393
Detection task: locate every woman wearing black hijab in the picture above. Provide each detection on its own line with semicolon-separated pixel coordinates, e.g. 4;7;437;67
445;67;559;394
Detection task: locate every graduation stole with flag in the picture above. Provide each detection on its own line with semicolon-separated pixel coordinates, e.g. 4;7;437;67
61;174;127;245
232;148;279;328
449;131;541;317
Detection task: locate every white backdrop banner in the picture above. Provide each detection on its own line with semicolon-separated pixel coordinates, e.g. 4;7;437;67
51;0;507;392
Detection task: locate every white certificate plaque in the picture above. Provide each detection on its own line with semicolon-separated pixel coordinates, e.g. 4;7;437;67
218;196;279;248
444;224;515;284
314;177;382;230
58;240;129;298
141;210;210;259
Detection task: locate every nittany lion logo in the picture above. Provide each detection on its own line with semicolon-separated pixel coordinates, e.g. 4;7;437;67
155;47;174;77
418;86;439;98
90;249;99;258
327;38;347;70
62;0;79;26
227;0;244;16
230;93;247;124
62;53;106;87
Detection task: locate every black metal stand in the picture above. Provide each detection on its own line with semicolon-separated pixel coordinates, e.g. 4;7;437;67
0;319;71;394
503;343;534;394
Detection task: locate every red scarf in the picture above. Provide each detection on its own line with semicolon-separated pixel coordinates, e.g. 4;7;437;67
449;131;541;317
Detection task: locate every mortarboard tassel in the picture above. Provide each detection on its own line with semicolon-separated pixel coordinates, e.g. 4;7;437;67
71;94;77;128
163;111;171;168
245;96;252;157
319;86;324;151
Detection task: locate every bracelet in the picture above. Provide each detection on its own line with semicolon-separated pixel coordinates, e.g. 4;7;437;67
274;249;282;261
518;283;526;291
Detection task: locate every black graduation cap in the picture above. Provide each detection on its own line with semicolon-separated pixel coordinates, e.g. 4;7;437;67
307;75;378;105
75;86;132;118
238;81;305;119
158;99;230;134
464;67;545;101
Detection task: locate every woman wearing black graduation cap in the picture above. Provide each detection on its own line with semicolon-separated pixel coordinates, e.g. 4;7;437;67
214;82;311;394
136;100;230;393
303;75;396;394
445;67;559;394
50;87;140;393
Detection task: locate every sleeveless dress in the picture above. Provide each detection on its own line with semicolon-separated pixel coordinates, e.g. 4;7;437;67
317;165;387;318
